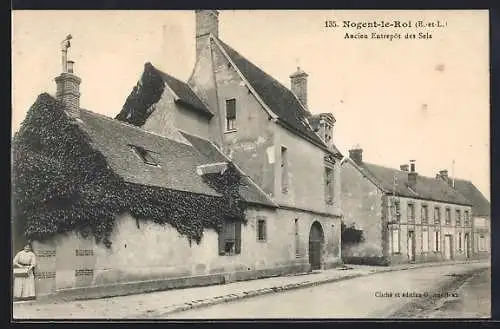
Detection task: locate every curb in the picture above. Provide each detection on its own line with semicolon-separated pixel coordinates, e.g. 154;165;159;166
142;260;487;318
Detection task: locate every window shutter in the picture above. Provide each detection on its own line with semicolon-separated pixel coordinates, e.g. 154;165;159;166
235;220;242;254
218;224;225;255
226;99;236;120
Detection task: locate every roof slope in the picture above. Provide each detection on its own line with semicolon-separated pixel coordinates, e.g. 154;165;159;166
356;162;471;206
154;66;213;117
115;63;212;126
179;131;277;207
216;38;328;148
80;109;221;197
452;179;490;216
78;104;275;207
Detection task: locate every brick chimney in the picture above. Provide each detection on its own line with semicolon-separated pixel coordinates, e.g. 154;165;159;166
54;34;81;119
349;145;363;165
290;66;308;110
408;160;417;190
400;164;409;172
195;10;219;61
436;169;452;186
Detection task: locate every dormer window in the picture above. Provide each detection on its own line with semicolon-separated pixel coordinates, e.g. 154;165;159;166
129;145;160;166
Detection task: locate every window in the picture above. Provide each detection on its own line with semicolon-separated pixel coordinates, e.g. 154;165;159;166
445;208;451;225
225;99;236;131
458;232;462;251
422;230;429;252
324;167;334;204
281;146;288;193
407;203;415;222
391;228;400;254
434;231;441;252
479;234;486;251
390;199;401;222
257;218;267;242
421;205;429;224
455;210;461;226
218;219;241;256
464;211;470;226
129;145;160;166
434;207;441;224
294;219;300;257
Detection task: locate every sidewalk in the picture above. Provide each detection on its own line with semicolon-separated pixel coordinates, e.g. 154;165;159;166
13;259;487;319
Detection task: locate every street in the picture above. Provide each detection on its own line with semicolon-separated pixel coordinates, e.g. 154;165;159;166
13;261;490;319
169;263;490;319
422;267;491;318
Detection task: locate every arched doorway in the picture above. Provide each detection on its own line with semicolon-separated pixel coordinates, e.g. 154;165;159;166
309;221;325;270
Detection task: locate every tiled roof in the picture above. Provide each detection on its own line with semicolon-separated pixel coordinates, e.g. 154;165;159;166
151;64;213;118
179;131;277;207
216;38;329;150
115;63;212;126
356;162;472;206
452;179;490;216
32;94;274;207
79;109;221;197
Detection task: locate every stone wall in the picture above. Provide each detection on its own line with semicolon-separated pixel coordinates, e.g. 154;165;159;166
31;206;316;299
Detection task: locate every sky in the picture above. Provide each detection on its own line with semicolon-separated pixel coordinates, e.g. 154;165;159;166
12;10;490;200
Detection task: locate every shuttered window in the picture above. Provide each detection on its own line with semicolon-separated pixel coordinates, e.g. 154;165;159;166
391;228;400;254
407;203;415;222
434;231;441;252
422;230;429;252
218;218;241;255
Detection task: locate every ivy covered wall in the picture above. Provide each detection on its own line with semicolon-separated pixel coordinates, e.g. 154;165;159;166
12;94;246;250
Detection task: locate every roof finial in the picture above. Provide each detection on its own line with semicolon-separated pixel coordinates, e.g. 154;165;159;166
61;34;72;73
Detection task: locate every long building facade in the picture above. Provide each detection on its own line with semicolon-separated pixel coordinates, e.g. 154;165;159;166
340;147;474;265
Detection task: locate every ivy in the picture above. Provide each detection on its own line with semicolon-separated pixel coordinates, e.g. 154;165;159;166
341;220;365;247
12;94;246;248
115;62;165;126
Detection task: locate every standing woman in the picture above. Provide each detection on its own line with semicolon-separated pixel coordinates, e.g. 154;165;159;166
13;243;37;301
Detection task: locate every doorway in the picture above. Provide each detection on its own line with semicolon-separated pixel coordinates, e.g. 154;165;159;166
309;221;324;270
464;233;470;259
444;234;453;260
408;231;416;262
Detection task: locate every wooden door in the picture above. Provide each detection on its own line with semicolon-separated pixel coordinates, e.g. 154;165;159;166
309;222;324;270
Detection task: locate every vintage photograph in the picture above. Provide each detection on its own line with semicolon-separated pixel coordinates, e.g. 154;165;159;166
11;9;490;319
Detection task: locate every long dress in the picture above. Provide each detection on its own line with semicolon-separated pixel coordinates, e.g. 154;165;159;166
13;250;36;300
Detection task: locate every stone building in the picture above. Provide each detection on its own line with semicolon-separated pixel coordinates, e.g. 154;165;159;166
440;174;491;259
340;146;473;265
12;11;343;299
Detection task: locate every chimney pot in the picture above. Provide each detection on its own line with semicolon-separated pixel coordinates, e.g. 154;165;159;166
409;160;416;173
349;146;363;165
67;61;75;73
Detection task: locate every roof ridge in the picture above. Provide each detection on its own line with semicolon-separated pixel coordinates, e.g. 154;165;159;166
81;109;192;147
217;38;313;117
